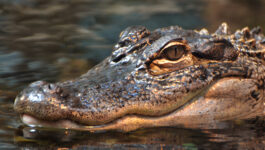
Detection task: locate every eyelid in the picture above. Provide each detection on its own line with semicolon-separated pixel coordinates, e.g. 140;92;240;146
159;41;187;57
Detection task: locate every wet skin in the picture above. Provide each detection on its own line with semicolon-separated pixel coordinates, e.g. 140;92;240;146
14;23;265;131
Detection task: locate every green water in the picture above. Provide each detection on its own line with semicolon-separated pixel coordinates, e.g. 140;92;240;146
0;0;264;149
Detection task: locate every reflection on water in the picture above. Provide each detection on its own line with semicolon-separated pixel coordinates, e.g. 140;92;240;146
9;122;265;149
0;0;264;149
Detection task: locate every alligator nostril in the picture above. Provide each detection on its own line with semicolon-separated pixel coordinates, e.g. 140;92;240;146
56;87;62;94
46;83;62;94
60;92;69;98
48;84;56;90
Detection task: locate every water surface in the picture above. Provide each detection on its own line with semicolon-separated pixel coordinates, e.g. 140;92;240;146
0;0;264;149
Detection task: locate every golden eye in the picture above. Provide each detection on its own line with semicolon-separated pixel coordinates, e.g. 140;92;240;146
162;45;185;61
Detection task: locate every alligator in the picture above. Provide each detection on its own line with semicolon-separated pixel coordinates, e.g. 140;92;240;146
14;23;265;132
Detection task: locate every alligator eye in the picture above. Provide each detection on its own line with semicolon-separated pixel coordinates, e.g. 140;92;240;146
161;45;185;61
148;40;192;76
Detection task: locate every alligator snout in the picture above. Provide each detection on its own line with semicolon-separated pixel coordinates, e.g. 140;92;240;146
14;80;69;122
15;81;62;105
15;81;50;106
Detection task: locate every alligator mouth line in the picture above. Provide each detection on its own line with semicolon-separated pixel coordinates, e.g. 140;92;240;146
21;114;89;129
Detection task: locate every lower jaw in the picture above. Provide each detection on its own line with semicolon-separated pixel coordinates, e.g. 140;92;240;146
21;114;84;129
21;114;161;132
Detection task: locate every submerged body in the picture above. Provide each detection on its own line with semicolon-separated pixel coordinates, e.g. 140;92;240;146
14;23;265;131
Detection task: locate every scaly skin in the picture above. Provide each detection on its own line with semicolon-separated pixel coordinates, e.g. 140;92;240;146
14;23;265;131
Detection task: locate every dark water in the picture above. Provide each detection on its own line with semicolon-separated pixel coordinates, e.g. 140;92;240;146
0;0;264;149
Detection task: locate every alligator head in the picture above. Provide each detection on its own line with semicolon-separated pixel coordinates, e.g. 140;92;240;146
14;23;265;131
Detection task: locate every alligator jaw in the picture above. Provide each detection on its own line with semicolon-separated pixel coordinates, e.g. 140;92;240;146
21;114;82;129
20;77;264;132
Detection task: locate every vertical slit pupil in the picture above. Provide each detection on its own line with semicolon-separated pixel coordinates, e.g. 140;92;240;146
163;45;185;60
